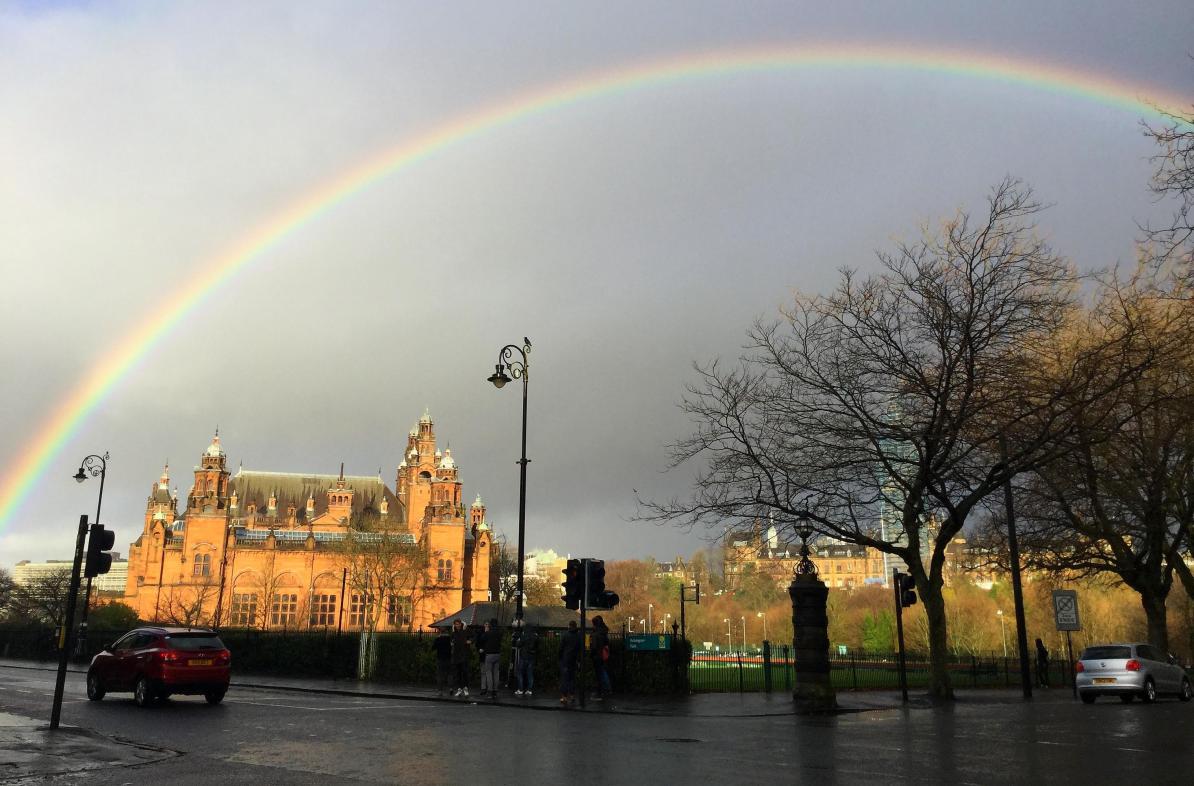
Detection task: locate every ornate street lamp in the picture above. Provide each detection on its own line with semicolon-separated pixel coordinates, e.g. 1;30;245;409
487;338;531;621
73;452;109;646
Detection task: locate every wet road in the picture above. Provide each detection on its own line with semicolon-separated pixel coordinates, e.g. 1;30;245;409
2;664;1192;785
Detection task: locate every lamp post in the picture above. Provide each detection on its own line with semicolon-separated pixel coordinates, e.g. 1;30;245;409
648;603;653;632
997;609;1008;657
741;616;746;652
664;613;671;634
640;618;647;632
73;452;108;650
487;338;531;621
757;611;768;642
723;618;731;651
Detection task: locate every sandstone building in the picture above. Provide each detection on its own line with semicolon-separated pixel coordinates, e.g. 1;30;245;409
123;411;491;630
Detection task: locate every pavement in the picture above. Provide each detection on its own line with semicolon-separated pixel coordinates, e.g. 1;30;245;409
0;658;1125;784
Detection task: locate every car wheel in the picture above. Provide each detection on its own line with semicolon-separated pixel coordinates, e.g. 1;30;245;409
86;672;105;701
133;676;155;708
1080;692;1096;704
1142;678;1157;704
1119;694;1135;703
204;689;226;705
1180;678;1192;703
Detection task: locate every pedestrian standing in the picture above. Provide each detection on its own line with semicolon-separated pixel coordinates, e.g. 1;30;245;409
478;618;503;699
514;622;538;696
1035;638;1050;688
450;619;471;697
590;615;612;701
432;627;452;696
559;620;581;706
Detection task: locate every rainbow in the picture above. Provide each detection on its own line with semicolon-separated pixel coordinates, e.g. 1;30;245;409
2;43;1189;532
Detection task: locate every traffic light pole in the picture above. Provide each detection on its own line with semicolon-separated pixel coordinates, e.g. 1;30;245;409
578;561;588;709
893;568;909;705
51;514;88;730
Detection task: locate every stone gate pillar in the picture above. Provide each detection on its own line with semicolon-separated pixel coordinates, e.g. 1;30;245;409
789;546;837;713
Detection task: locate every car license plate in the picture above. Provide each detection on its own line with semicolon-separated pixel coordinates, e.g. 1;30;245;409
189;659;213;666
1093;677;1116;684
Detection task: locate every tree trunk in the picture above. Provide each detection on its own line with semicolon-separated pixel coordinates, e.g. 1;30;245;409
921;583;954;701
1141;590;1170;652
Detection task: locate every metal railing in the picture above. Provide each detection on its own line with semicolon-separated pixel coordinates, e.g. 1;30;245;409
688;643;1076;693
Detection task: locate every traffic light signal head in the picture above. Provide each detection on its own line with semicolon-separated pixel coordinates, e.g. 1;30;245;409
84;523;116;578
561;558;583;610
584;559;620;610
898;572;917;608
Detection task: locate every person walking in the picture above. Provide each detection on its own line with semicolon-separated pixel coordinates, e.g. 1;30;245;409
450;619;471;697
514;622;538;697
559;620;581;706
590;615;612;701
1035;638;1050;688
433;627;453;696
478;618;503;699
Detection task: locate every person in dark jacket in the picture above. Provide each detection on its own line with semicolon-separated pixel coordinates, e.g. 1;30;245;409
478;618;503;699
1035;638;1050;688
559;620;581;706
514;621;538;696
432;628;453;696
450;620;471;697
590;615;612;700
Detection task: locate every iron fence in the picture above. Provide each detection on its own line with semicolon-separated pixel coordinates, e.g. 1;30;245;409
688;643;1077;693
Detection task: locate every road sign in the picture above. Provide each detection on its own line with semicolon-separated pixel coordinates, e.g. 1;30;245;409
627;633;671;651
1051;589;1081;631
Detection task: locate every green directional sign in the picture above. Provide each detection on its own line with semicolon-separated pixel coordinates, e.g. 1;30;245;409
627;633;671;651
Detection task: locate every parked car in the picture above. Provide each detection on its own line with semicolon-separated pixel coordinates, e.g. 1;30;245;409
86;626;231;707
1075;643;1192;704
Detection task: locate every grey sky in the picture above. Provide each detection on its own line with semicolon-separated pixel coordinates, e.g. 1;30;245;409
1;1;1191;567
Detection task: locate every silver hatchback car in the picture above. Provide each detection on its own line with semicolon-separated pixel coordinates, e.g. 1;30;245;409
1076;643;1192;704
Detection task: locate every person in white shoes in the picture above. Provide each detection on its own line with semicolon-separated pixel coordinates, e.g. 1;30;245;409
450;619;471;697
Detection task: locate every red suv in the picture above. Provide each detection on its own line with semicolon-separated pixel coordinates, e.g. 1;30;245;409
86;627;231;707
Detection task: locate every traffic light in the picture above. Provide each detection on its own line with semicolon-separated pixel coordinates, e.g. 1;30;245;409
562;558;583;610
584;558;620;610
84;523;116;578
897;571;917;608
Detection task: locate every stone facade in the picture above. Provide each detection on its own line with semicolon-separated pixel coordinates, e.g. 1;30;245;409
123;412;491;631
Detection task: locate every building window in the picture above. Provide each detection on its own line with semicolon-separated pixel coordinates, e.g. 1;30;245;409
192;553;212;577
309;594;337;627
437;559;454;583
387;595;412;628
270;593;298;627
349;593;373;627
230;593;258;627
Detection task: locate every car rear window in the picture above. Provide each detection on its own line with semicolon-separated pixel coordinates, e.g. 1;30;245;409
165;634;225;651
1081;646;1131;660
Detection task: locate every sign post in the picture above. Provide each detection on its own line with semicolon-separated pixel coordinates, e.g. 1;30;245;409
1051;589;1081;699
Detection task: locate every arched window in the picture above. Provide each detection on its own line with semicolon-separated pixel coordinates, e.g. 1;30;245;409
444;559;453;582
436;559;446;582
191;553;212;577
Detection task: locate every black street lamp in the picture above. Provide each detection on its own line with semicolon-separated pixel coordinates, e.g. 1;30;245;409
74;452;108;648
487;338;531;621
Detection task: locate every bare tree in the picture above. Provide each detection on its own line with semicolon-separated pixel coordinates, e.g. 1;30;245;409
1000;267;1194;650
1142;104;1194;265
159;581;221;628
5;568;82;628
644;180;1141;700
337;511;430;678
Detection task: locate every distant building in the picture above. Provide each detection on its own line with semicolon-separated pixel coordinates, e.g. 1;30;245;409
524;548;568;592
12;557;129;595
723;521;885;591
